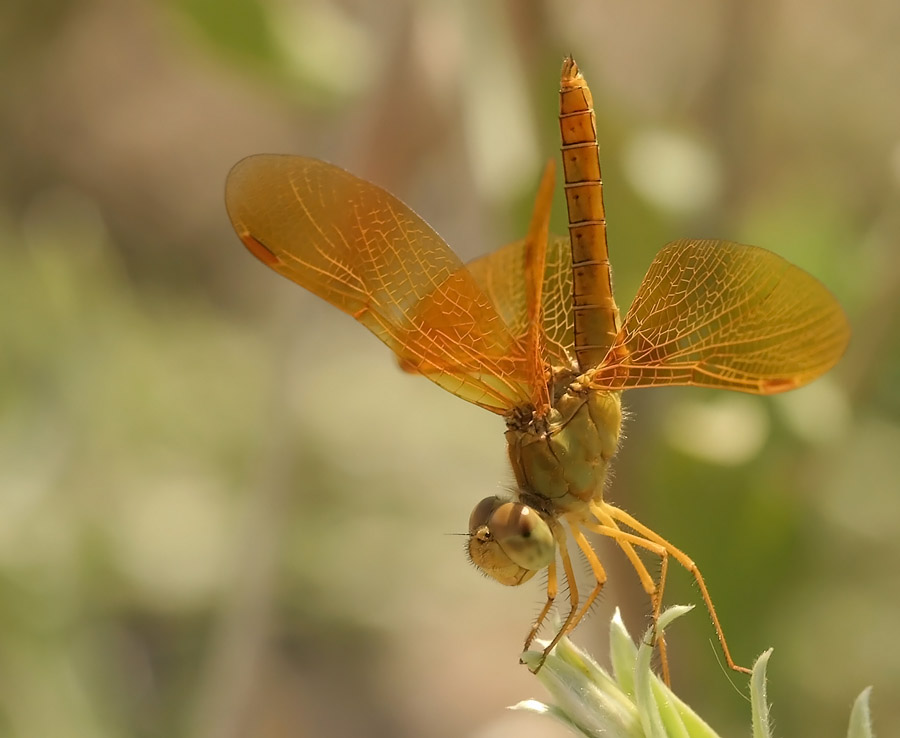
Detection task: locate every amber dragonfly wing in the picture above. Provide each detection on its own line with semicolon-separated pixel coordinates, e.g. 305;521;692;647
518;160;555;414
467;235;576;371
226;155;534;413
590;238;850;393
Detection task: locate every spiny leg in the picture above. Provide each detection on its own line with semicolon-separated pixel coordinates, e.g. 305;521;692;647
589;506;663;610
585;505;672;683
567;524;608;629
523;557;557;653
600;501;752;676
529;522;581;672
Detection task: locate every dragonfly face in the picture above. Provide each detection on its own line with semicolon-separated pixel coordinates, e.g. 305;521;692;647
226;57;849;681
467;496;555;585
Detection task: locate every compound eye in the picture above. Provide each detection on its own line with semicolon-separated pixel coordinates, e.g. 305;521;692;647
487;502;555;571
468;496;503;533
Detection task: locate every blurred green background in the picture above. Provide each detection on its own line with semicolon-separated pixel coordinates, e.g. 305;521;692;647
2;0;898;736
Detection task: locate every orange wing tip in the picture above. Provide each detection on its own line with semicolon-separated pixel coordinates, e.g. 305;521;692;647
560;56;585;88
759;376;803;393
396;357;420;374
240;233;282;268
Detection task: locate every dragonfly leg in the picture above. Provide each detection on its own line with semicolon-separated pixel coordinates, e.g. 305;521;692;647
523;557;557;654
527;522;580;673
597;501;752;677
567;524;608;629
586;504;671;684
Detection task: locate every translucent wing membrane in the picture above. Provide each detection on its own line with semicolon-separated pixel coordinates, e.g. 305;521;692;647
226;155;531;413
467;236;576;370
591;239;850;393
521;160;555;415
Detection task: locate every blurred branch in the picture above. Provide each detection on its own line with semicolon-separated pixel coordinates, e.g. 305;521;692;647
187;301;298;738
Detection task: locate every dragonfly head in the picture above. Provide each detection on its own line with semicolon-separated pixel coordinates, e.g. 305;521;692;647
467;496;556;586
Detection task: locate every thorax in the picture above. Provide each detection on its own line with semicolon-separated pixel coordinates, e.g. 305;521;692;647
505;371;622;515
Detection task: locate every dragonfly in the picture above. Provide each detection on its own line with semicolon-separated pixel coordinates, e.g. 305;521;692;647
225;57;849;680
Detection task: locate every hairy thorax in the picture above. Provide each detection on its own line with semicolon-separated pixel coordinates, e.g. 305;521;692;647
505;372;622;518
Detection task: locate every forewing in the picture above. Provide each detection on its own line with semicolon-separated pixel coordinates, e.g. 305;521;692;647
521;160;555;414
591;239;850;393
467;236;576;370
226;155;531;413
